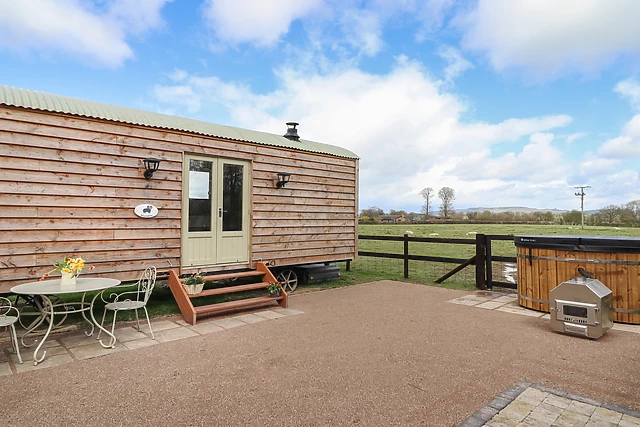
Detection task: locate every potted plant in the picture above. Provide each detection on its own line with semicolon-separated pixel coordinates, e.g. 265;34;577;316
40;255;95;287
182;273;205;295
267;281;283;297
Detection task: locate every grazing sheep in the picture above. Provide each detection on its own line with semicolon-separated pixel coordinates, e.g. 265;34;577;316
614;227;621;230
466;231;478;235
405;231;414;235
429;233;439;236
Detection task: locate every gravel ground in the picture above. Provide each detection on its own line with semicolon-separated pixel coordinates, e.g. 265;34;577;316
2;280;639;426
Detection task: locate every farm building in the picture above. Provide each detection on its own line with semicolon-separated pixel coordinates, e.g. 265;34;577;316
0;86;359;294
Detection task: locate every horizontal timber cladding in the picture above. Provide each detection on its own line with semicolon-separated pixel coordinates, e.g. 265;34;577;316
0;106;358;292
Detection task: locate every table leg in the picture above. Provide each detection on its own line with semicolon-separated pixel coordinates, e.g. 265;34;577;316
80;292;95;337
90;291;116;348
33;295;54;366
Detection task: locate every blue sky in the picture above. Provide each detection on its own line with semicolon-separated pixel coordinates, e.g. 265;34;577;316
2;0;640;213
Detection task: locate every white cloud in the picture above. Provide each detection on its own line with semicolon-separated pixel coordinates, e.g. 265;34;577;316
615;78;640;110
154;84;201;113
201;0;323;46
0;0;171;67
566;132;589;144
340;8;383;57
153;57;574;211
598;115;640;158
456;0;640;79
452;133;569;182
415;0;456;41
436;45;473;84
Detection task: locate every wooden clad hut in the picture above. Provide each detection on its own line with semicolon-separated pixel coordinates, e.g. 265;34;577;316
0;86;359;294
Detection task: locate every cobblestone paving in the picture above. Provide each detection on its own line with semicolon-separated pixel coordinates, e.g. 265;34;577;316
0;307;304;375
460;382;640;427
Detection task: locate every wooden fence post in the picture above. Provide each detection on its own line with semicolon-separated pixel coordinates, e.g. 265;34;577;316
485;235;493;290
404;233;409;278
475;233;486;290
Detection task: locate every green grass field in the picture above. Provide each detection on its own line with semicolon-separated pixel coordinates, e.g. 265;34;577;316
358;223;640;258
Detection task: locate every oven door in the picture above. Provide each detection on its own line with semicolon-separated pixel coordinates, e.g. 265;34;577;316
555;300;599;325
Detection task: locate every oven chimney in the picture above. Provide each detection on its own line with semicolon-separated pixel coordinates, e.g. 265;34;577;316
283;122;300;141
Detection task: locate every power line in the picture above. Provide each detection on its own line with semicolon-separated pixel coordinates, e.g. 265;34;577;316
574;185;591;230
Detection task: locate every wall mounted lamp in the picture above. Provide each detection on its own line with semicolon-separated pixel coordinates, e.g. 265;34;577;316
275;172;292;188
143;158;162;180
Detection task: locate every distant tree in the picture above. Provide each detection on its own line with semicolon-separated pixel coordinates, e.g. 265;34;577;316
562;210;582;225
479;210;492;220
467;212;478;220
600;205;621;224
419;187;434;219
360;206;384;219
389;209;407;216
438;187;455;219
626;200;640;217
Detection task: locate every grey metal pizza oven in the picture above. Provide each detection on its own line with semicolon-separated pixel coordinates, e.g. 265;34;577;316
549;276;613;339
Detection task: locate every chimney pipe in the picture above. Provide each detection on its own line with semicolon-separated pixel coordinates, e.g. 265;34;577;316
283;122;300;141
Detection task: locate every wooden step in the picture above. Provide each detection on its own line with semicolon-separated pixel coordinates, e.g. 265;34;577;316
188;282;271;299
199;270;264;281
194;296;284;316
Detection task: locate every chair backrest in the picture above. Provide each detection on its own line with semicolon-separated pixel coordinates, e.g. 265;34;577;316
137;266;157;304
0;296;18;318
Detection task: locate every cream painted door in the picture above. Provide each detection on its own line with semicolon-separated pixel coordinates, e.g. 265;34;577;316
182;155;250;267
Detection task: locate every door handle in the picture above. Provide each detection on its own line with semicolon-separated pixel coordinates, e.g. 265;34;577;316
219;208;222;217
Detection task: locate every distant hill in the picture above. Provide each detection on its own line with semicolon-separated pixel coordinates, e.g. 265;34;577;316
459;206;567;214
458;206;601;215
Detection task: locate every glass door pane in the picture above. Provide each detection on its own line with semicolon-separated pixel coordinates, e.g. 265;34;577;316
222;163;243;232
188;159;212;232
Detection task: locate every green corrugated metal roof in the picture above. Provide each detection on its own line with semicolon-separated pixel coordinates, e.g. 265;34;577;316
0;86;358;159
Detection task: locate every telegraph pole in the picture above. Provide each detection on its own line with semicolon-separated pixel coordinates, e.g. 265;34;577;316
574;186;590;230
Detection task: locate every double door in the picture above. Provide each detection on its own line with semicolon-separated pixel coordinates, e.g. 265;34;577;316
182;155;250;267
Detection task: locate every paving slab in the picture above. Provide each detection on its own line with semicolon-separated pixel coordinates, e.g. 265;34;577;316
233;313;267;324
495;305;545;317
9;344;68;363
492;295;517;303
0;362;12;376
112;326;148;342
253;310;287;320
476;300;510;310
272;308;304;316
121;338;159;350
60;334;99;349
69;341;127;360
212;317;247;329
14;353;74;373
154;326;199;343
449;297;484;306
142;320;181;332
187;321;225;334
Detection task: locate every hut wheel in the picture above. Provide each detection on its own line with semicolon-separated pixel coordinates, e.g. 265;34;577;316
277;269;298;292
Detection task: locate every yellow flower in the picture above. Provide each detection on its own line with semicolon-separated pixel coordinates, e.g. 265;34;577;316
62;268;73;273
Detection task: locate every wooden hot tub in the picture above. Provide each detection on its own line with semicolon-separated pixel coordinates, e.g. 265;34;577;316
515;235;640;324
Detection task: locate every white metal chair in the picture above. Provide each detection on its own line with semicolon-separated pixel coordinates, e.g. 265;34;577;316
0;296;23;364
97;266;157;346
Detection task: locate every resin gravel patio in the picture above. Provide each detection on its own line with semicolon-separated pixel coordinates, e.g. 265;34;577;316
2;281;639;426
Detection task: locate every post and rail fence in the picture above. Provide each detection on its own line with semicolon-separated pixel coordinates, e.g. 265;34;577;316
358;233;517;290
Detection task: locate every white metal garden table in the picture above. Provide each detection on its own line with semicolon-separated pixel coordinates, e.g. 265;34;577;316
11;277;121;365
